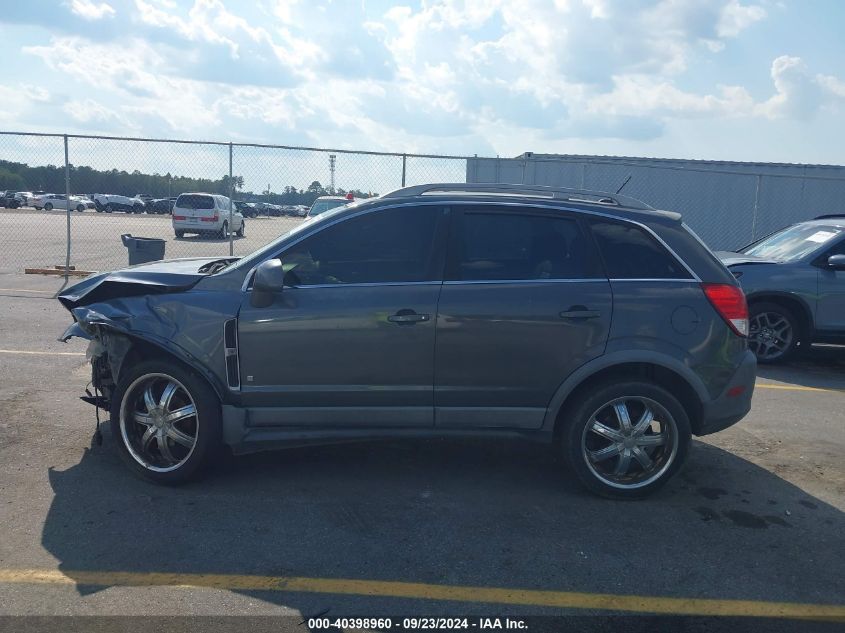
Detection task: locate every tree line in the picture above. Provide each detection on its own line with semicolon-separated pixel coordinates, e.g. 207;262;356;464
0;159;374;206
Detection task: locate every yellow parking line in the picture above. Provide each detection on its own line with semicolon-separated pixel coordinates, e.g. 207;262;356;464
757;383;842;393
0;568;842;618
0;349;85;356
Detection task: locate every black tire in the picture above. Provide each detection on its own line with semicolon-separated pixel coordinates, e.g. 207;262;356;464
560;380;691;499
175;230;185;239
748;301;801;364
235;220;244;237
109;359;222;484
76;205;85;212
218;221;228;239
44;203;53;211
105;204;113;213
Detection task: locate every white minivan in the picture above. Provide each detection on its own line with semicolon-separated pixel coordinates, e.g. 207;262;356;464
172;193;244;239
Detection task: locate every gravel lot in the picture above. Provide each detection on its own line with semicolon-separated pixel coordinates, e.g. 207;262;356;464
0;210;843;622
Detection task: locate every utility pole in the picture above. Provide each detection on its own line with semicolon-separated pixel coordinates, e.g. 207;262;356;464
329;154;336;193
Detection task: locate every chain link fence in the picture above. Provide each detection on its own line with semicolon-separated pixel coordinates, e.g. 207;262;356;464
469;156;845;251
0;132;469;275
3;131;845;276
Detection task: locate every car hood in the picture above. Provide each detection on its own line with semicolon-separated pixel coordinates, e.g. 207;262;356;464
715;251;781;267
57;257;229;310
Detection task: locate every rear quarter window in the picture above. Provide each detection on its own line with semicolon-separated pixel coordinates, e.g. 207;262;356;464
590;220;691;279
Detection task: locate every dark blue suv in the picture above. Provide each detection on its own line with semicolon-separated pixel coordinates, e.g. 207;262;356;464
59;183;756;498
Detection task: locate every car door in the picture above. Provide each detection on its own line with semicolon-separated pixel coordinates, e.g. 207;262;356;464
815;235;845;333
237;204;448;427
434;205;612;429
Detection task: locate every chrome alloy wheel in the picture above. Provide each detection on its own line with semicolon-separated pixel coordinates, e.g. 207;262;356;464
120;373;199;473
749;311;793;361
581;396;679;490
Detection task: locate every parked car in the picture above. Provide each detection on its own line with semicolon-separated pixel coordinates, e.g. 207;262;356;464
32;194;95;212
146;198;172;214
171;192;244;239
58;183;755;498
1;190;21;208
717;214;845;363
234;200;258;218
93;194;146;213
307;194;356;217
135;194;153;204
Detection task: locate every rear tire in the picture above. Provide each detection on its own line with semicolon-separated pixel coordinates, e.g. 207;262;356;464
44;203;53;211
748;302;800;364
218;221;229;239
76;205;85;212
175;230;185;239
236;220;244;237
110;359;222;484
560;380;691;499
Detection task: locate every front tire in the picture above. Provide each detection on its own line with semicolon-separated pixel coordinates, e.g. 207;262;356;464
110;359;222;484
748;302;800;364
76;205;85;212
561;380;691;499
44;203;53;211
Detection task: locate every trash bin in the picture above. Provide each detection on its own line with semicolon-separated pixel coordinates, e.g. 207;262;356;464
121;234;166;266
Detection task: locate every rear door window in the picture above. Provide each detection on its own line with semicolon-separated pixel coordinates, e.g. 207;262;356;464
590;220;691;279
447;210;601;281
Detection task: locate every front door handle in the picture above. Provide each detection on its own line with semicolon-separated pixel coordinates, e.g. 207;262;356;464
559;306;601;319
388;310;431;324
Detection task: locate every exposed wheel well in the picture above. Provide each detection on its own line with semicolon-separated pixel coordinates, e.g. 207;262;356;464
746;293;813;342
113;335;224;403
553;362;704;437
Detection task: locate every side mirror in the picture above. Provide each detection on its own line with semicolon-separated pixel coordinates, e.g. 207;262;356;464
250;259;284;308
827;254;845;271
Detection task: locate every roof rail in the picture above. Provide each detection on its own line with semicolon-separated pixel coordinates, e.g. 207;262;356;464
381;182;653;210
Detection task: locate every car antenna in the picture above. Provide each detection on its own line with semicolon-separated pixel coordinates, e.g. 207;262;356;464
616;175;632;194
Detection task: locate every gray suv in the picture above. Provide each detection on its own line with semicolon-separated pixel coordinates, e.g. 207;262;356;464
59;183;756;498
717;215;845;363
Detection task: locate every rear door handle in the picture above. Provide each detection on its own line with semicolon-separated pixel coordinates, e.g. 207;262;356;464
388;310;431;324
559;306;601;319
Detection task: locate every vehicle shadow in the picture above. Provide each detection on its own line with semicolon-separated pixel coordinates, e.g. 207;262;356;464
757;345;845;390
41;433;844;617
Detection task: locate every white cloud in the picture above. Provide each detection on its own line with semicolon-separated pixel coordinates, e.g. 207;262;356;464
718;0;766;37
68;0;116;20
756;55;823;119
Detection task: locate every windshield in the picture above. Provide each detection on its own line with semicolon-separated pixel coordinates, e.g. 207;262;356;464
742;224;843;261
309;199;348;216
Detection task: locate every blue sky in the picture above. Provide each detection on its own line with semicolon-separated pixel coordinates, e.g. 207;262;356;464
2;0;845;164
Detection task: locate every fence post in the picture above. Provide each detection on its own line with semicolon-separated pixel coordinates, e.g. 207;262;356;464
228;142;234;257
401;154;407;187
63;135;71;281
751;174;761;242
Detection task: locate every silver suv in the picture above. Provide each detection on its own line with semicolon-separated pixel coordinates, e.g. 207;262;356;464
59;183;756;498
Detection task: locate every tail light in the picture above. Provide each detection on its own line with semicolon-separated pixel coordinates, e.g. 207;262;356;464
172;214;186;220
702;283;748;336
201;214;219;222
